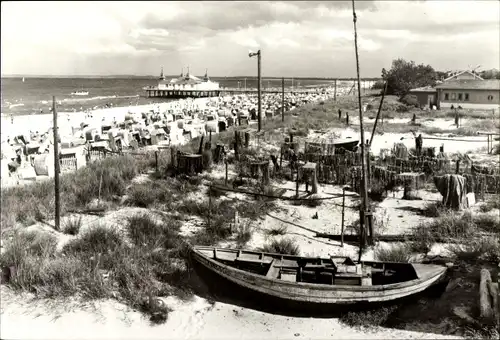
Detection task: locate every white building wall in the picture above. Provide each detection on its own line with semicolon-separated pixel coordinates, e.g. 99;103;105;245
439;102;499;113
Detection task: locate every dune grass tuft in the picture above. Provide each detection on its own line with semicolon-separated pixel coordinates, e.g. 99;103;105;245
260;238;300;255
266;225;288;236
62;216;83;235
374;244;413;263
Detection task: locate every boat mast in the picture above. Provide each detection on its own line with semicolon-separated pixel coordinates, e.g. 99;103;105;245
351;0;370;262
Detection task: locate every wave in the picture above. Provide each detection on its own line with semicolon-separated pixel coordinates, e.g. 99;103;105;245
60;94;140;103
35;95;140;105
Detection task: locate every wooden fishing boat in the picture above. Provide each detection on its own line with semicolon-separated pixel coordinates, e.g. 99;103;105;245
191;246;448;305
333;138;359;152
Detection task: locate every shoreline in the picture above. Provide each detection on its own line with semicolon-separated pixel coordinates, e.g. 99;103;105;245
1;86;345;142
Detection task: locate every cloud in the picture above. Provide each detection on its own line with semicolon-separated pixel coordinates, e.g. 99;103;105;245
140;1;378;34
1;1;498;77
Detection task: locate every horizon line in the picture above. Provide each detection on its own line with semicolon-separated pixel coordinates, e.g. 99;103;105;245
1;74;383;80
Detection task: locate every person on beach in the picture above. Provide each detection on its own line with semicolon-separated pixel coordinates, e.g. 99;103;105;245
338;109;342;120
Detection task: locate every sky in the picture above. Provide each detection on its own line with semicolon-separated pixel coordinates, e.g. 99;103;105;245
1;1;499;78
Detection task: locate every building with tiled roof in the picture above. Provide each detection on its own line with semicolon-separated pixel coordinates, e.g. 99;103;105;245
435;79;499;111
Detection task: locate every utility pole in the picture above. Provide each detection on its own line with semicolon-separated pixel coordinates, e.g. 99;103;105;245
258;51;262;131
282;77;285;122
52;96;61;231
249;50;262;131
352;0;370;259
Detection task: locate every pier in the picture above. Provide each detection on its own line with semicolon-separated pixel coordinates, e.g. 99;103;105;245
144;87;221;99
144;87;325;98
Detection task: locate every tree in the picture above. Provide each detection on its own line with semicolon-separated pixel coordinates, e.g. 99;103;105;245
436;71;447;81
381;59;438;98
479;69;500;80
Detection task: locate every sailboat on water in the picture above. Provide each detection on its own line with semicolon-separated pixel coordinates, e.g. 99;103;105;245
22;77;25;83
189;0;448;307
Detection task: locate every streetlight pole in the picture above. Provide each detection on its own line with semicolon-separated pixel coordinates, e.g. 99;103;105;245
249;50;262;131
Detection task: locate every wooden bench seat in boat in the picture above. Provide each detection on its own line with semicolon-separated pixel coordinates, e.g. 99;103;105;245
235;257;269;266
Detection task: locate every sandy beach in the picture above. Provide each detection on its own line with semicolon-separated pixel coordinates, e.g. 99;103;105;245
0;285;462;340
1;98;213;142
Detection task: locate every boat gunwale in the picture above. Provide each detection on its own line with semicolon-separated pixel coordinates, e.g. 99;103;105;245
191;246;447;293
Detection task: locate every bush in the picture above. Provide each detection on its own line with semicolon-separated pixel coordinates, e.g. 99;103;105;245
260;238;300;255
371;80;385;90
126;213;181;250
400;94;419;107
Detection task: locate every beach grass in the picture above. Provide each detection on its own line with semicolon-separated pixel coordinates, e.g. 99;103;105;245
260;238;300;255
1;154;154;229
374;244;413;263
2;90;498;332
0;214;190;323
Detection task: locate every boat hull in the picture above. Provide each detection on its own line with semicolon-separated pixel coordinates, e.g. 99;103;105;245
190;246;448;306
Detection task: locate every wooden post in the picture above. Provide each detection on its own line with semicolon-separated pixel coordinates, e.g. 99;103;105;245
367;144;371;186
225;160;228;186
366;210;374;245
233;211;239;233
97;168;103;202
208;186;212;229
155;151;158;172
279;147;283;171
234;130;239;160
198;135;204;155
52;96;61;231
334;79;337;102
341;187;346;247
209;131;212;144
455;159;460;174
282;77;285;122
295;166;300;198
